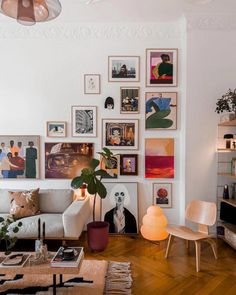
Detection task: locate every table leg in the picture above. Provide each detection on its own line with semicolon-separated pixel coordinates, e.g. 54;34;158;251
53;274;56;295
59;274;63;286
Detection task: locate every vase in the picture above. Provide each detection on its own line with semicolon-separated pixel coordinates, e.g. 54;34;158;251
87;221;109;252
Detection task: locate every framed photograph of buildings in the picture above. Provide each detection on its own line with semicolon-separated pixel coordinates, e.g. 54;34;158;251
120;154;138;176
108;56;140;82
84;74;101;94
145;138;174;179
72;106;97;137
102;119;139;150
146;49;178;87
0;135;40;179
145;92;177;130
153;183;172;208
45;142;93;179
101;182;138;235
47;121;67;138
100;155;119;179
120;87;140;114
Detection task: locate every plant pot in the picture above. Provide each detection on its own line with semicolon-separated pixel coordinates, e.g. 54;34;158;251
87;221;109;252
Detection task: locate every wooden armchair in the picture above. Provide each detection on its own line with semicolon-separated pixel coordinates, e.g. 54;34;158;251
165;200;217;272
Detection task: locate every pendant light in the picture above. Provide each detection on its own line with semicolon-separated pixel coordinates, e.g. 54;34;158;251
0;0;61;25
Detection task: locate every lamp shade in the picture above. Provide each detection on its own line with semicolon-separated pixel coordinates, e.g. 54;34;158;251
0;0;61;25
141;205;169;241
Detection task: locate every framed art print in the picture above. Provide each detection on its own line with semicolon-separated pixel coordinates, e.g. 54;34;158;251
47;121;66;138
146;49;178;87
145;138;174;178
84;74;100;94
100;154;119;179
120;87;140;114
145;92;177;130
153;183;172;208
72;106;97;137
101;182;138;234
102;119;139;150
108;56;140;82
120;154;138;176
45;142;93;179
0;135;40;179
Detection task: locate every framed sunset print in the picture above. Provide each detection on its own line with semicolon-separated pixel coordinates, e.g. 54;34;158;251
84;74;100;94
153;183;172;208
145;138;174;179
108;56;140;82
145;92;177;130
120;154;138;176
146;49;178;87
120;87;140;114
102;119;139;150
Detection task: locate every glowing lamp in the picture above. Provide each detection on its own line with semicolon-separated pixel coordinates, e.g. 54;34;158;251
141;205;169;241
74;184;87;201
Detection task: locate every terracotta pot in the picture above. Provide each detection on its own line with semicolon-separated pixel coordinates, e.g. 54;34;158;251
87;221;109;252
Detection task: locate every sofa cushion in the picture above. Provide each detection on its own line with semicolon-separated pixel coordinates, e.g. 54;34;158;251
39;189;73;213
0;189;10;213
9;189;40;219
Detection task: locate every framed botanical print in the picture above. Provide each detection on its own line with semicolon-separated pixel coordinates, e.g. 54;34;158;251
153;183;172;208
108;56;140;82
102;119;139;150
47;121;67;138
101;182;138;235
120;87;140;114
120;154;138;176
72;106;97;137
145;92;177;130
146;49;178;87
0;135;40;179
84;74;101;94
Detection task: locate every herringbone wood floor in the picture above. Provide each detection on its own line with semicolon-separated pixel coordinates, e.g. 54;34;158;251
73;234;236;295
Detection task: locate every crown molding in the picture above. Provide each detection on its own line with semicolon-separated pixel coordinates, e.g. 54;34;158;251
0;22;182;40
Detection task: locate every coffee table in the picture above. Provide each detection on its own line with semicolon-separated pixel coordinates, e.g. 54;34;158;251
0;252;89;295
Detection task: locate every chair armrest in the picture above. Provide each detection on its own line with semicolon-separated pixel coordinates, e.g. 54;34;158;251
62;197;91;239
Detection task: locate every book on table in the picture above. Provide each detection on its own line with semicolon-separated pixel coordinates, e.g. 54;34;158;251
0;253;31;268
50;247;84;268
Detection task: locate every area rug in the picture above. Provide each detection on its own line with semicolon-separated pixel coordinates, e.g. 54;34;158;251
0;260;132;295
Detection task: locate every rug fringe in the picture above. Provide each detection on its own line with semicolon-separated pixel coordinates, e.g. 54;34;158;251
104;261;132;295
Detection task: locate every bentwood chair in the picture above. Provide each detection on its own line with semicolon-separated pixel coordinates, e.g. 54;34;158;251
165;200;217;272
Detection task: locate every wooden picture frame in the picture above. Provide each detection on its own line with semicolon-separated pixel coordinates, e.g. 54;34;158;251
84;74;101;94
46;121;67;138
120;87;140;114
153;183;172;208
120;154;138;176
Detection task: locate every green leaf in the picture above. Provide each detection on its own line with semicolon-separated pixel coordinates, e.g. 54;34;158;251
18;222;23;227
102;147;112;156
71;176;84;189
89;159;100;170
13;227;19;233
95;169;110;177
87;178;96;195
95;180;107;199
0;217;4;223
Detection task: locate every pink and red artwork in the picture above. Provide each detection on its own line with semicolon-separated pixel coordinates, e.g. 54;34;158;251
145;138;174;178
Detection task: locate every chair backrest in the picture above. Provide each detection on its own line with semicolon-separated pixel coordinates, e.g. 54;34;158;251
185;200;217;226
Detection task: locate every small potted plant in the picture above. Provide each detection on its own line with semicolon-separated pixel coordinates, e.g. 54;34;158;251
215;88;236;119
71;150;112;252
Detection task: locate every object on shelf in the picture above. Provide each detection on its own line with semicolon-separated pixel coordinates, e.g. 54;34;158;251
224;134;233;149
232;183;236;199
223;185;230;199
75;184;87;200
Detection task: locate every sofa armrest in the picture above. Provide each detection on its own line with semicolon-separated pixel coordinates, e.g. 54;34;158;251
62;197;90;239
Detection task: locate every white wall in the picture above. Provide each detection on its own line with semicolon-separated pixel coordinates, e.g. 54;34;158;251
0;21;186;226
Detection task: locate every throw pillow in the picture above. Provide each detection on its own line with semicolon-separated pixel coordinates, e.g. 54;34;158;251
8;189;40;219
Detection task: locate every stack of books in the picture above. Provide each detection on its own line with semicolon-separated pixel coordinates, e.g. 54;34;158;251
50;247;84;268
0;253;31;268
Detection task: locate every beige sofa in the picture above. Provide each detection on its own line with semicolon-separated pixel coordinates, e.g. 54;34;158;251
0;189;91;240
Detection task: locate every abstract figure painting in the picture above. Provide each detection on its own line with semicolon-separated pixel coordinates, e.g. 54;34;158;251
145;92;177;130
72;106;97;137
145;138;174;179
153;183;172;208
146;49;178;87
0;135;40;179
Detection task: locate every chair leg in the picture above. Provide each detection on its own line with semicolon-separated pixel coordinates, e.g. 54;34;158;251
205;238;218;259
194;241;201;272
165;234;173;259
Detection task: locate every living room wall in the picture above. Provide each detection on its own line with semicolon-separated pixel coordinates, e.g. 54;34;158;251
0;20;186;226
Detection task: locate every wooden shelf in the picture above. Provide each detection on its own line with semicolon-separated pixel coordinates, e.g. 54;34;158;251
217;148;236;152
218;173;236;178
218;198;236;208
218;235;236;250
218;119;236;126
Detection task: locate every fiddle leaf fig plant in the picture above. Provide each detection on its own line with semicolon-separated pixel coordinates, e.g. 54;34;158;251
0;215;23;255
215;88;236;117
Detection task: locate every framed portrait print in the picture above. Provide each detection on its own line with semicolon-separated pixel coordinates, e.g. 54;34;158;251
45;142;93;179
146;49;178;87
120;154;138;176
102;119;139;150
101;182;138;235
145;138;174;179
120;87;140;114
72;106;97;137
108;56;140;82
145;92;177;130
153;183;172;208
0;135;40;179
100;155;119;179
84;74;100;94
47;121;67;138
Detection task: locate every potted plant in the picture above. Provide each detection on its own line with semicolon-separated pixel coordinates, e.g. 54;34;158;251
0;215;22;255
71;149;112;252
215;88;236;118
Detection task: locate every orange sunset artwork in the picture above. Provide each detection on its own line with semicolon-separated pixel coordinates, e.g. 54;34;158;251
145;138;174;178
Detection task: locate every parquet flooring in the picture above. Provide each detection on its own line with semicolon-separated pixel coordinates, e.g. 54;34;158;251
73;234;236;295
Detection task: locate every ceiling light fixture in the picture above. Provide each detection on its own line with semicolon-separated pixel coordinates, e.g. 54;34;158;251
0;0;62;25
